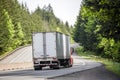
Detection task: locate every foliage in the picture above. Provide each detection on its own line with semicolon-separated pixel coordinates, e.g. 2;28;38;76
73;0;120;62
0;0;72;55
76;47;120;76
0;9;15;53
73;5;99;52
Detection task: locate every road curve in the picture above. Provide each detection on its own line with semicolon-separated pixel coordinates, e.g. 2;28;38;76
0;44;102;80
49;65;120;80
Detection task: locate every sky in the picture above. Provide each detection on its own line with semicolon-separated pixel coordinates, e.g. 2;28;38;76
18;0;82;26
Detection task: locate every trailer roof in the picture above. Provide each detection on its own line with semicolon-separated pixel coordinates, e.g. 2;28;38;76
32;31;70;36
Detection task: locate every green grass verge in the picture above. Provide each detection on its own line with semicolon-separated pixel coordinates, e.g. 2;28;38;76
76;47;120;76
70;37;75;44
0;51;12;60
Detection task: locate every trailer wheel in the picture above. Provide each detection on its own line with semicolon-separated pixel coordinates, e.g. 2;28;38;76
53;66;60;69
49;66;53;69
34;66;42;70
53;62;60;69
39;66;42;70
34;67;39;70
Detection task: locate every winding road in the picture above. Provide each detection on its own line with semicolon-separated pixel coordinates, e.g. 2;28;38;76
0;44;119;80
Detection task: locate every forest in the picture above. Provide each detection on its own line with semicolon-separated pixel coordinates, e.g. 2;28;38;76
73;0;120;62
0;0;72;55
1;0;120;63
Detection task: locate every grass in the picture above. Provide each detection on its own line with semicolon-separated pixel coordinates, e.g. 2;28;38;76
76;47;120;76
0;51;11;60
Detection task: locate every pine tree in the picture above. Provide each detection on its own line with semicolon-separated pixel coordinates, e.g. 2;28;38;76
0;9;15;53
14;22;24;46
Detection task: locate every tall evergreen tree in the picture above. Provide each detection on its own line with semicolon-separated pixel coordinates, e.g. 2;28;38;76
14;22;24;46
0;9;15;53
0;0;71;55
74;0;120;62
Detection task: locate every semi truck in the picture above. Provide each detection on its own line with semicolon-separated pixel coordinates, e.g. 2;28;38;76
32;32;73;70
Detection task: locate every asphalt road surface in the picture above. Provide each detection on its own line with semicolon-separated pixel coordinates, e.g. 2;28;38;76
0;44;120;80
49;66;120;80
0;53;102;80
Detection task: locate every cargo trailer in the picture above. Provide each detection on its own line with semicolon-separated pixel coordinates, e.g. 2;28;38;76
32;32;73;70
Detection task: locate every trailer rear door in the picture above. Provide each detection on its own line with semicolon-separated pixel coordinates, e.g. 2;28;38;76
46;32;57;58
32;33;44;58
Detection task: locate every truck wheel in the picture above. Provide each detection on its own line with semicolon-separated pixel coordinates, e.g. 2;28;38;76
39;66;42;70
64;59;71;68
34;67;39;70
49;66;53;69
53;63;60;69
53;66;60;69
69;59;73;67
64;64;69;68
34;66;42;70
68;59;71;67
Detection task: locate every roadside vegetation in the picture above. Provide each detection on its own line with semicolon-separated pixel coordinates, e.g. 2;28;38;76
76;46;120;76
73;0;120;76
73;0;120;63
0;0;73;56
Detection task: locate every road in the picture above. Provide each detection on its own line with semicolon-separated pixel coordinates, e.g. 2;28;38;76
0;44;119;80
0;46;33;70
49;66;120;80
0;53;102;80
0;46;32;64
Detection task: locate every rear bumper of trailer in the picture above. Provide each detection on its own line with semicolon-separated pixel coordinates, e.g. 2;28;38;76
34;60;59;66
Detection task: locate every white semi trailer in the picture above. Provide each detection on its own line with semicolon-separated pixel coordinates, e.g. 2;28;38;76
32;32;73;70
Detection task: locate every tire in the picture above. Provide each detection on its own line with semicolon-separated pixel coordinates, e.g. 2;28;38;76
34;67;39;70
64;59;72;68
53;66;60;69
34;66;42;70
64;63;69;68
49;66;53;69
53;62;60;69
39;66;42;70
